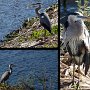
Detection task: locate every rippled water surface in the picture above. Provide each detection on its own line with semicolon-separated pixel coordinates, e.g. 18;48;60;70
0;0;57;40
0;50;58;89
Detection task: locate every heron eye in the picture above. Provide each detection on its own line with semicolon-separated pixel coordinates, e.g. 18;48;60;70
75;21;77;23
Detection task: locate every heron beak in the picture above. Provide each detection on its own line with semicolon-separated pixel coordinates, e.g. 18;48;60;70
32;3;42;7
13;65;16;67
11;64;16;67
77;16;90;22
32;3;42;5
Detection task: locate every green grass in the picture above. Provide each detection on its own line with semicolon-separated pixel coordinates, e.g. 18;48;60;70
52;25;58;34
2;24;58;48
17;25;58;43
4;23;58;44
44;42;58;48
30;25;58;39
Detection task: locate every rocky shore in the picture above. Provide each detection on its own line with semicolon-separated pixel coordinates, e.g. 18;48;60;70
0;4;58;48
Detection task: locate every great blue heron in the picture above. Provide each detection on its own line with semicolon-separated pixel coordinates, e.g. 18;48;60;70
62;12;90;85
0;64;15;83
33;3;51;37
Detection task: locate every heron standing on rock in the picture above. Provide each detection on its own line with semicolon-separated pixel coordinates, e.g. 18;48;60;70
62;12;90;85
32;3;51;37
0;64;15;83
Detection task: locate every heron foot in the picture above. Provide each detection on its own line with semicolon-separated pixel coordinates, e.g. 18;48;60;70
76;68;85;76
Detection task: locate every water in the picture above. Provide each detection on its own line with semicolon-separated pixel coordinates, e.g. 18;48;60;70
0;0;57;40
0;50;58;90
60;5;78;13
60;2;78;24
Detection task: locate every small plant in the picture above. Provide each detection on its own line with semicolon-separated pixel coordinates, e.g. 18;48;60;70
29;25;58;40
4;30;19;42
31;29;44;39
52;25;58;34
18;35;26;43
76;0;90;16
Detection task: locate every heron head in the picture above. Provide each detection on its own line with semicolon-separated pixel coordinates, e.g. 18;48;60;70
9;64;15;68
67;12;90;27
32;2;42;8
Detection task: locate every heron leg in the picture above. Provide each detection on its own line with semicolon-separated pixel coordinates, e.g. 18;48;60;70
72;60;75;85
78;63;80;82
3;81;5;84
77;65;80;89
77;58;80;88
44;29;46;37
76;58;80;89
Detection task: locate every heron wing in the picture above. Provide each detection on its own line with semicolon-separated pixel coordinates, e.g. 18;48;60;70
83;29;90;75
40;13;51;33
83;51;90;75
83;29;90;51
62;15;90;75
0;71;10;82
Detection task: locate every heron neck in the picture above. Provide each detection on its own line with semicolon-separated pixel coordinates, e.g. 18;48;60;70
35;5;41;17
9;67;12;74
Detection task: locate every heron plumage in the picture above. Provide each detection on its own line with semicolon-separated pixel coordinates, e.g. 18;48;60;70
0;71;11;83
35;4;51;34
0;64;14;83
40;13;51;33
62;12;90;76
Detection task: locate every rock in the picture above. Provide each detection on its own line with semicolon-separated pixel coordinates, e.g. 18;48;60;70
60;54;90;89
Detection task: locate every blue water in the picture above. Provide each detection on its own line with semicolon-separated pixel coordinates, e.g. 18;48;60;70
60;2;78;13
0;0;57;40
0;50;58;90
60;5;78;12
